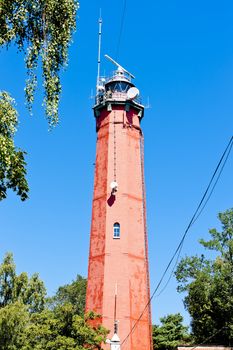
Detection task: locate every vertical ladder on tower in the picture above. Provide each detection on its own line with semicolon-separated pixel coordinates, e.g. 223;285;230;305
140;133;153;350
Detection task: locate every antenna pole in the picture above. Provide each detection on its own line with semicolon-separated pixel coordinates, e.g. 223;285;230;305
96;12;103;94
114;283;118;334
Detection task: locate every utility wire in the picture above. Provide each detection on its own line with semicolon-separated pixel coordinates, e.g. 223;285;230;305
121;136;233;348
191;138;233;226
116;0;127;60
154;135;233;298
188;325;228;350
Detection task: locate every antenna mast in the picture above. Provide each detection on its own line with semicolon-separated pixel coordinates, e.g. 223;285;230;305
96;12;103;94
105;54;135;79
114;283;118;334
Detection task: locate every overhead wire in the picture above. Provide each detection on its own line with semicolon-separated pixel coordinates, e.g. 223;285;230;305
121;136;233;348
191;138;233;226
154;135;233;298
188;325;229;350
116;0;127;60
98;2;232;347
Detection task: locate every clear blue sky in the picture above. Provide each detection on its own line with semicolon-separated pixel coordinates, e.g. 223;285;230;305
1;0;233;325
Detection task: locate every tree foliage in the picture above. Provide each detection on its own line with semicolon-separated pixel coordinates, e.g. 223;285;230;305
0;253;108;349
0;252;46;311
153;313;190;350
22;308;108;350
0;92;29;201
0;301;29;350
0;0;79;126
0;0;79;200
175;208;233;345
48;275;87;316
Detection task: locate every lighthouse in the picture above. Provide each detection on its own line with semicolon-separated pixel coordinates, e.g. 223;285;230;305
85;21;152;349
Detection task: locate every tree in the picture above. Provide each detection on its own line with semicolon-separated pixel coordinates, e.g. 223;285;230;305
45;276;109;349
0;252;46;311
0;92;29;200
0;252;46;349
175;208;233;345
0;0;79;126
153;313;190;350
0;0;79;200
48;275;87;316
0;301;29;350
23;308;108;350
0;253;108;349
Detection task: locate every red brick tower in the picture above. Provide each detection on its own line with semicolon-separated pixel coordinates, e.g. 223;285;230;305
86;56;152;350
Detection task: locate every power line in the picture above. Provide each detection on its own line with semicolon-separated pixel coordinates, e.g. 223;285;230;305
116;0;127;60
154;135;233;298
188;325;229;350
191;138;233;226
121;136;233;347
121;136;233;348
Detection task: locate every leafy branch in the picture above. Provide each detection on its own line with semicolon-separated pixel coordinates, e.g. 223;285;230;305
0;91;29;200
0;0;79;126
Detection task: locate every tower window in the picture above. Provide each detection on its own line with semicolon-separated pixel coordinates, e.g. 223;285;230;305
113;223;120;239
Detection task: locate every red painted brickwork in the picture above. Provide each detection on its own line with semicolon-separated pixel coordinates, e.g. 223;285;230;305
86;104;152;350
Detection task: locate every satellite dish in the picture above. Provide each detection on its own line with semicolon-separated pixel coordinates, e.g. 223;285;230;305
127;87;139;100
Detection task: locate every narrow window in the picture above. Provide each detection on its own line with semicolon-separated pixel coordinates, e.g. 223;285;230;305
113;222;120;239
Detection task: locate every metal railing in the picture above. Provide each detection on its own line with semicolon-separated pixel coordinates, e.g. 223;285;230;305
95;91;142;105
